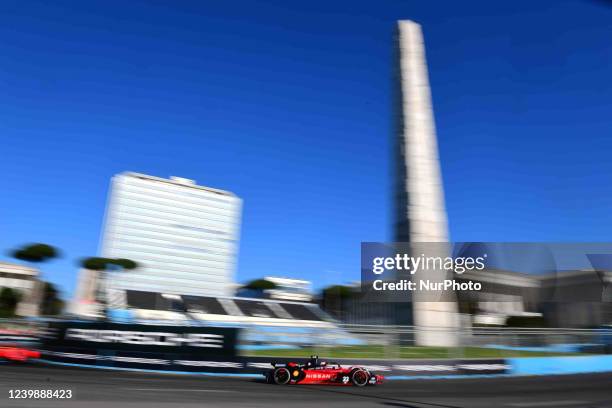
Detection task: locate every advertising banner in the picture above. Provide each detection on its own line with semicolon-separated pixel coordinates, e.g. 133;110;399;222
38;321;239;372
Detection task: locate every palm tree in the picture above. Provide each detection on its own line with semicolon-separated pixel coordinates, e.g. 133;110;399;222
40;282;64;316
12;243;59;263
10;243;60;315
321;285;353;320
0;287;22;317
79;257;138;318
243;278;277;291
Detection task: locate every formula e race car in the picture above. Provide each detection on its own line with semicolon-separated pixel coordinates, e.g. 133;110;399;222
0;346;40;362
266;356;383;386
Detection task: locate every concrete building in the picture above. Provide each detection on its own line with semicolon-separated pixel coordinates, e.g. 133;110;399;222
394;20;459;346
98;172;242;300
453;268;612;328
454;269;542;326
264;276;313;302
538;270;612;328
0;261;42;316
70;268;100;316
236;277;313;303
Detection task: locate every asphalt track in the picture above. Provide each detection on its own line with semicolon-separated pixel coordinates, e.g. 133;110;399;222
1;363;611;408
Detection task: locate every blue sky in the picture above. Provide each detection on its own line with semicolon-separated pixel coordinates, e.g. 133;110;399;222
1;0;611;298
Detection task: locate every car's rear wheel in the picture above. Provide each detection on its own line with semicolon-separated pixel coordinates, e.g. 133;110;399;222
351;368;369;387
273;367;291;385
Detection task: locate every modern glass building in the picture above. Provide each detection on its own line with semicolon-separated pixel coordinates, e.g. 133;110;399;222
100;172;242;297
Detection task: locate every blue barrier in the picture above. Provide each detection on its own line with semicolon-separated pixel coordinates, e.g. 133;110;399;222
509;355;612;375
106;309;135;322
484;343;598;353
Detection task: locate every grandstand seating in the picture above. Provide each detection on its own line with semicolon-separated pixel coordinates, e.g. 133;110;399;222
109;290;363;348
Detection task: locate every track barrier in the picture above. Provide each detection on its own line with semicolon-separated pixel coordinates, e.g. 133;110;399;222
3;320;610;379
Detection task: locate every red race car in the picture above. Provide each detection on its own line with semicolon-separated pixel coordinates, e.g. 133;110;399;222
266;356;383;387
0;346;40;362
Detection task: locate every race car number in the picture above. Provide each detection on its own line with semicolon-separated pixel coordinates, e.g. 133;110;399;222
342;376;349;384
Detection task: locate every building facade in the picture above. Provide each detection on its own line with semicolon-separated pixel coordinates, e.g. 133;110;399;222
0;261;42;316
99;172;242;298
264;276;313;302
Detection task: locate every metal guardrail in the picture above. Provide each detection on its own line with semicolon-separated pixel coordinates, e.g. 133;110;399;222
239;323;612;359
335;324;612;358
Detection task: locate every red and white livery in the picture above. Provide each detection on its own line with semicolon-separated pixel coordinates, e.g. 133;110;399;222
0;346;40;362
266;356;383;386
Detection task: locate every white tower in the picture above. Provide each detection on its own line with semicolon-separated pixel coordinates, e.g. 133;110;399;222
394;20;459;346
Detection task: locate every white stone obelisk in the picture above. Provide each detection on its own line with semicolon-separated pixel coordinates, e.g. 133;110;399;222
394;20;459;346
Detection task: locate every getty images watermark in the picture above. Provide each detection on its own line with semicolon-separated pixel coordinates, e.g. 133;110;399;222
360;242;612;303
361;243;485;298
370;252;486;292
